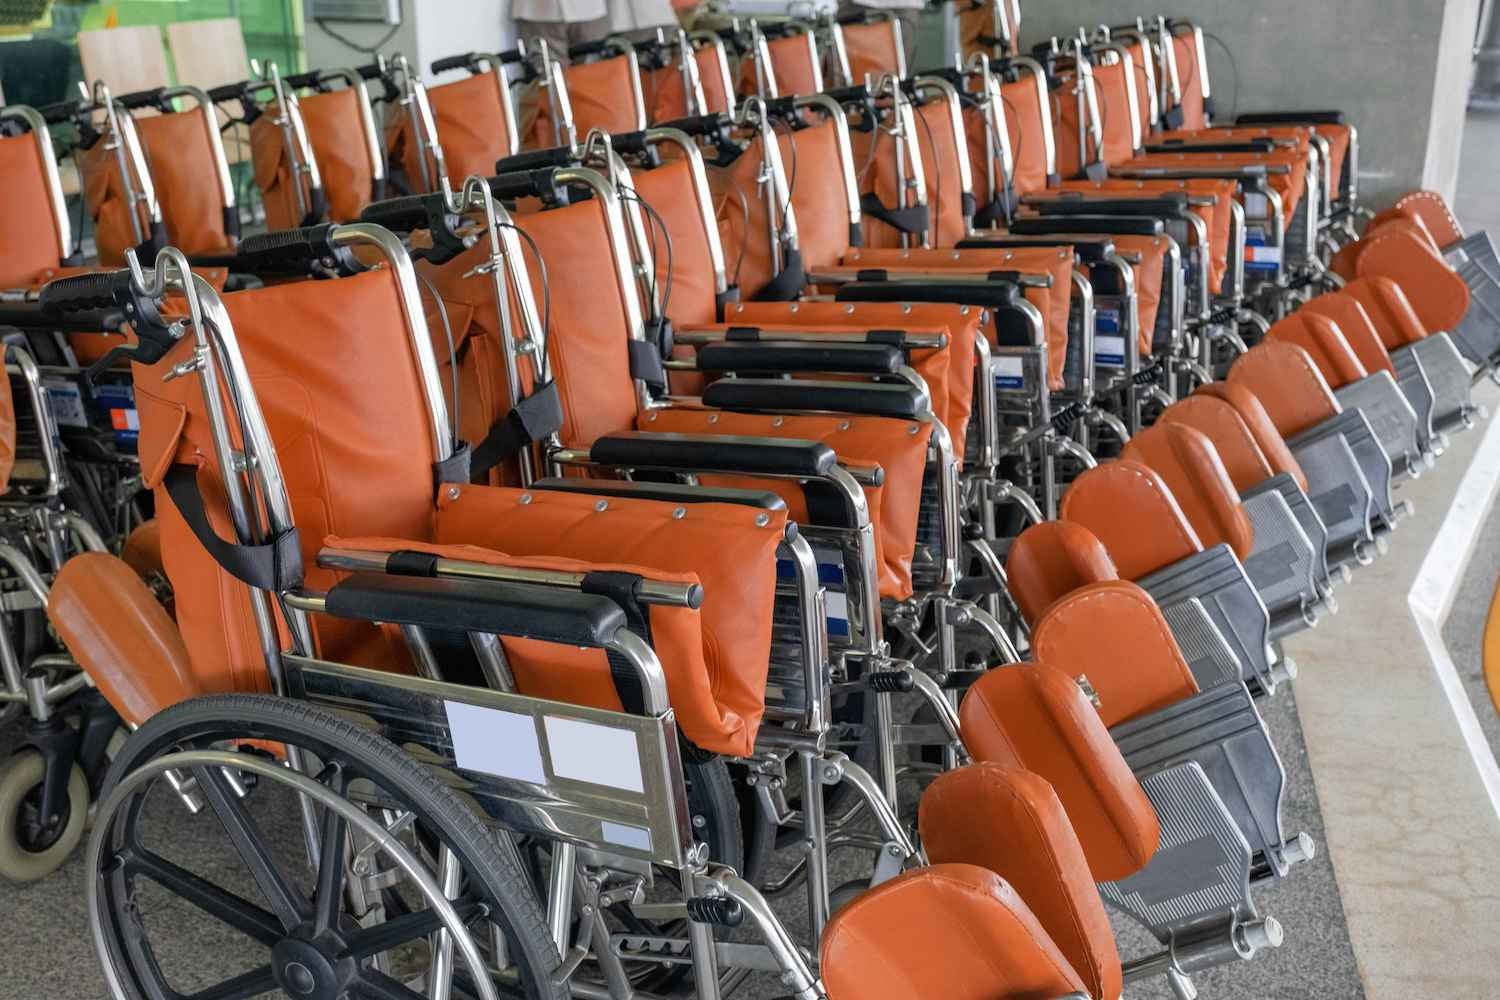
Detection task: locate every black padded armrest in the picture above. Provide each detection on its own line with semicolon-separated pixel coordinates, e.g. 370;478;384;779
702;379;926;420
1145;139;1276;154
591;432;836;478
1034;195;1189;217
696;341;905;376
1007;216;1164;237
325;573;626;647
1237;111;1344;126
529;478;787;510
957;235;1116;264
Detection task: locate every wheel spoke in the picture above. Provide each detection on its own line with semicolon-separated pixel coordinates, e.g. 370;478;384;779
183;964;277;1000
312;762;349;934
121;846;284;947
340;897;484;962
193;765;311;930
349;969;427;1000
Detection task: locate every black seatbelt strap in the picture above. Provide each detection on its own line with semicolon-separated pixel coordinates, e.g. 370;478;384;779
163;464;303;591
469;380;565;480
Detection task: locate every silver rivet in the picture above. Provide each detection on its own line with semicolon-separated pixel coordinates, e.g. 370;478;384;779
755;513;770;527
960;306;970;315
519;493;532;504
838;420;850;430
902;304;911;313
672;507;687;519
951;251;961;260
908;424;919;434
648;412;658;421
709;413;719;423
772;416;784;427
446;487;461;500
790;302;800;312
595;500;609;511
844;303;855;314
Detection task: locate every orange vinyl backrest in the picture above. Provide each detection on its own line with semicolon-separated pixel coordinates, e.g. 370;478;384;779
1091;58;1137;166
1030;580;1199;727
133;269;443;696
1265;312;1367;389
841;20;903;84
428;486;786;758
1159;395;1275;493
251;91;380;230
133;111;233;255
79;137;152;267
1049;70;1088;180
1193;381;1308;492
1121;423;1254;560
1060;459;1202;580
1171;32;1207;130
1005;520;1119;626
741;33;822;99
1226;341;1341;438
515;198;646;448
516;194;936;602
562;56;644;137
1301;292;1397;377
427;71;519;184
860;99;969;249
1050;178;1232;296
1002;74;1052;198
839;245;1073;392
647;47;734;123
0;130;64;286
959;661;1159;881
821;864;1089;1000
1334;219;1470;335
631;157;722;327
1340;275;1428;351
298;88;379;221
919;764;1122;1000
728;299;982;452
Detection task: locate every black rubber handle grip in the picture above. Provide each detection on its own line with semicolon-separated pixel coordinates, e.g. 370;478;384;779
114;87;167;111
354;62;385;81
234;224;341;273
494;147;578;174
280;69;323;90
39;270;135;315
568;39;614;60
360;193;443;234
207;82;249;103
764;96;798;118
609;129;650;156
431;53;477;74
37;101;78;125
653;113;729;139
825;85;872;105
486;168;563;201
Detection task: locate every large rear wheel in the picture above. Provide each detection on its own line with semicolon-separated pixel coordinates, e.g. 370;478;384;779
88;694;566;1000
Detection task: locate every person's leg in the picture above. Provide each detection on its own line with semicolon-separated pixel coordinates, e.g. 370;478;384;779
566;14;613;49
514;19;572;146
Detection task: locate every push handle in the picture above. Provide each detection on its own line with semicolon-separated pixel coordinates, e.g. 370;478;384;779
494;147;579;173
233;224;343;274
38;270;135;314
359;194;443;235
39;269;177;375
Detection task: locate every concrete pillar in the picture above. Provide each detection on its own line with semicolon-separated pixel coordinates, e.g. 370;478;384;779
1013;0;1482;209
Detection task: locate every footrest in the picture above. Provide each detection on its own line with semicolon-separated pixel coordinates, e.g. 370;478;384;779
1290;409;1396;529
1139;545;1275;694
1395;334;1477;438
1239;487;1317;624
1100;761;1256;940
1112;684;1290;880
1332;371;1422;479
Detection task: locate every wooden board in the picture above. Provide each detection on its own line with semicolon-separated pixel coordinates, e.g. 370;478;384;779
77;25;170;97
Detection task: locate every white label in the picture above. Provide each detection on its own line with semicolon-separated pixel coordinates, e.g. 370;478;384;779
601;821;652;852
445;701;546;786
1096;335;1126;368
1243;192;1270;218
545;716;645;793
44;381;88;429
992;356;1025;390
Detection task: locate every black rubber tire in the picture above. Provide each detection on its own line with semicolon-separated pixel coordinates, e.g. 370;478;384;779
93;693;567;1000
0;751;88;882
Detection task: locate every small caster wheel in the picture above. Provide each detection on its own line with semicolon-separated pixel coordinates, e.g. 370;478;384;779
0;751;89;882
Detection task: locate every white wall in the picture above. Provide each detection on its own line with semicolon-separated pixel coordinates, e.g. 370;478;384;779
303;0;511;82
